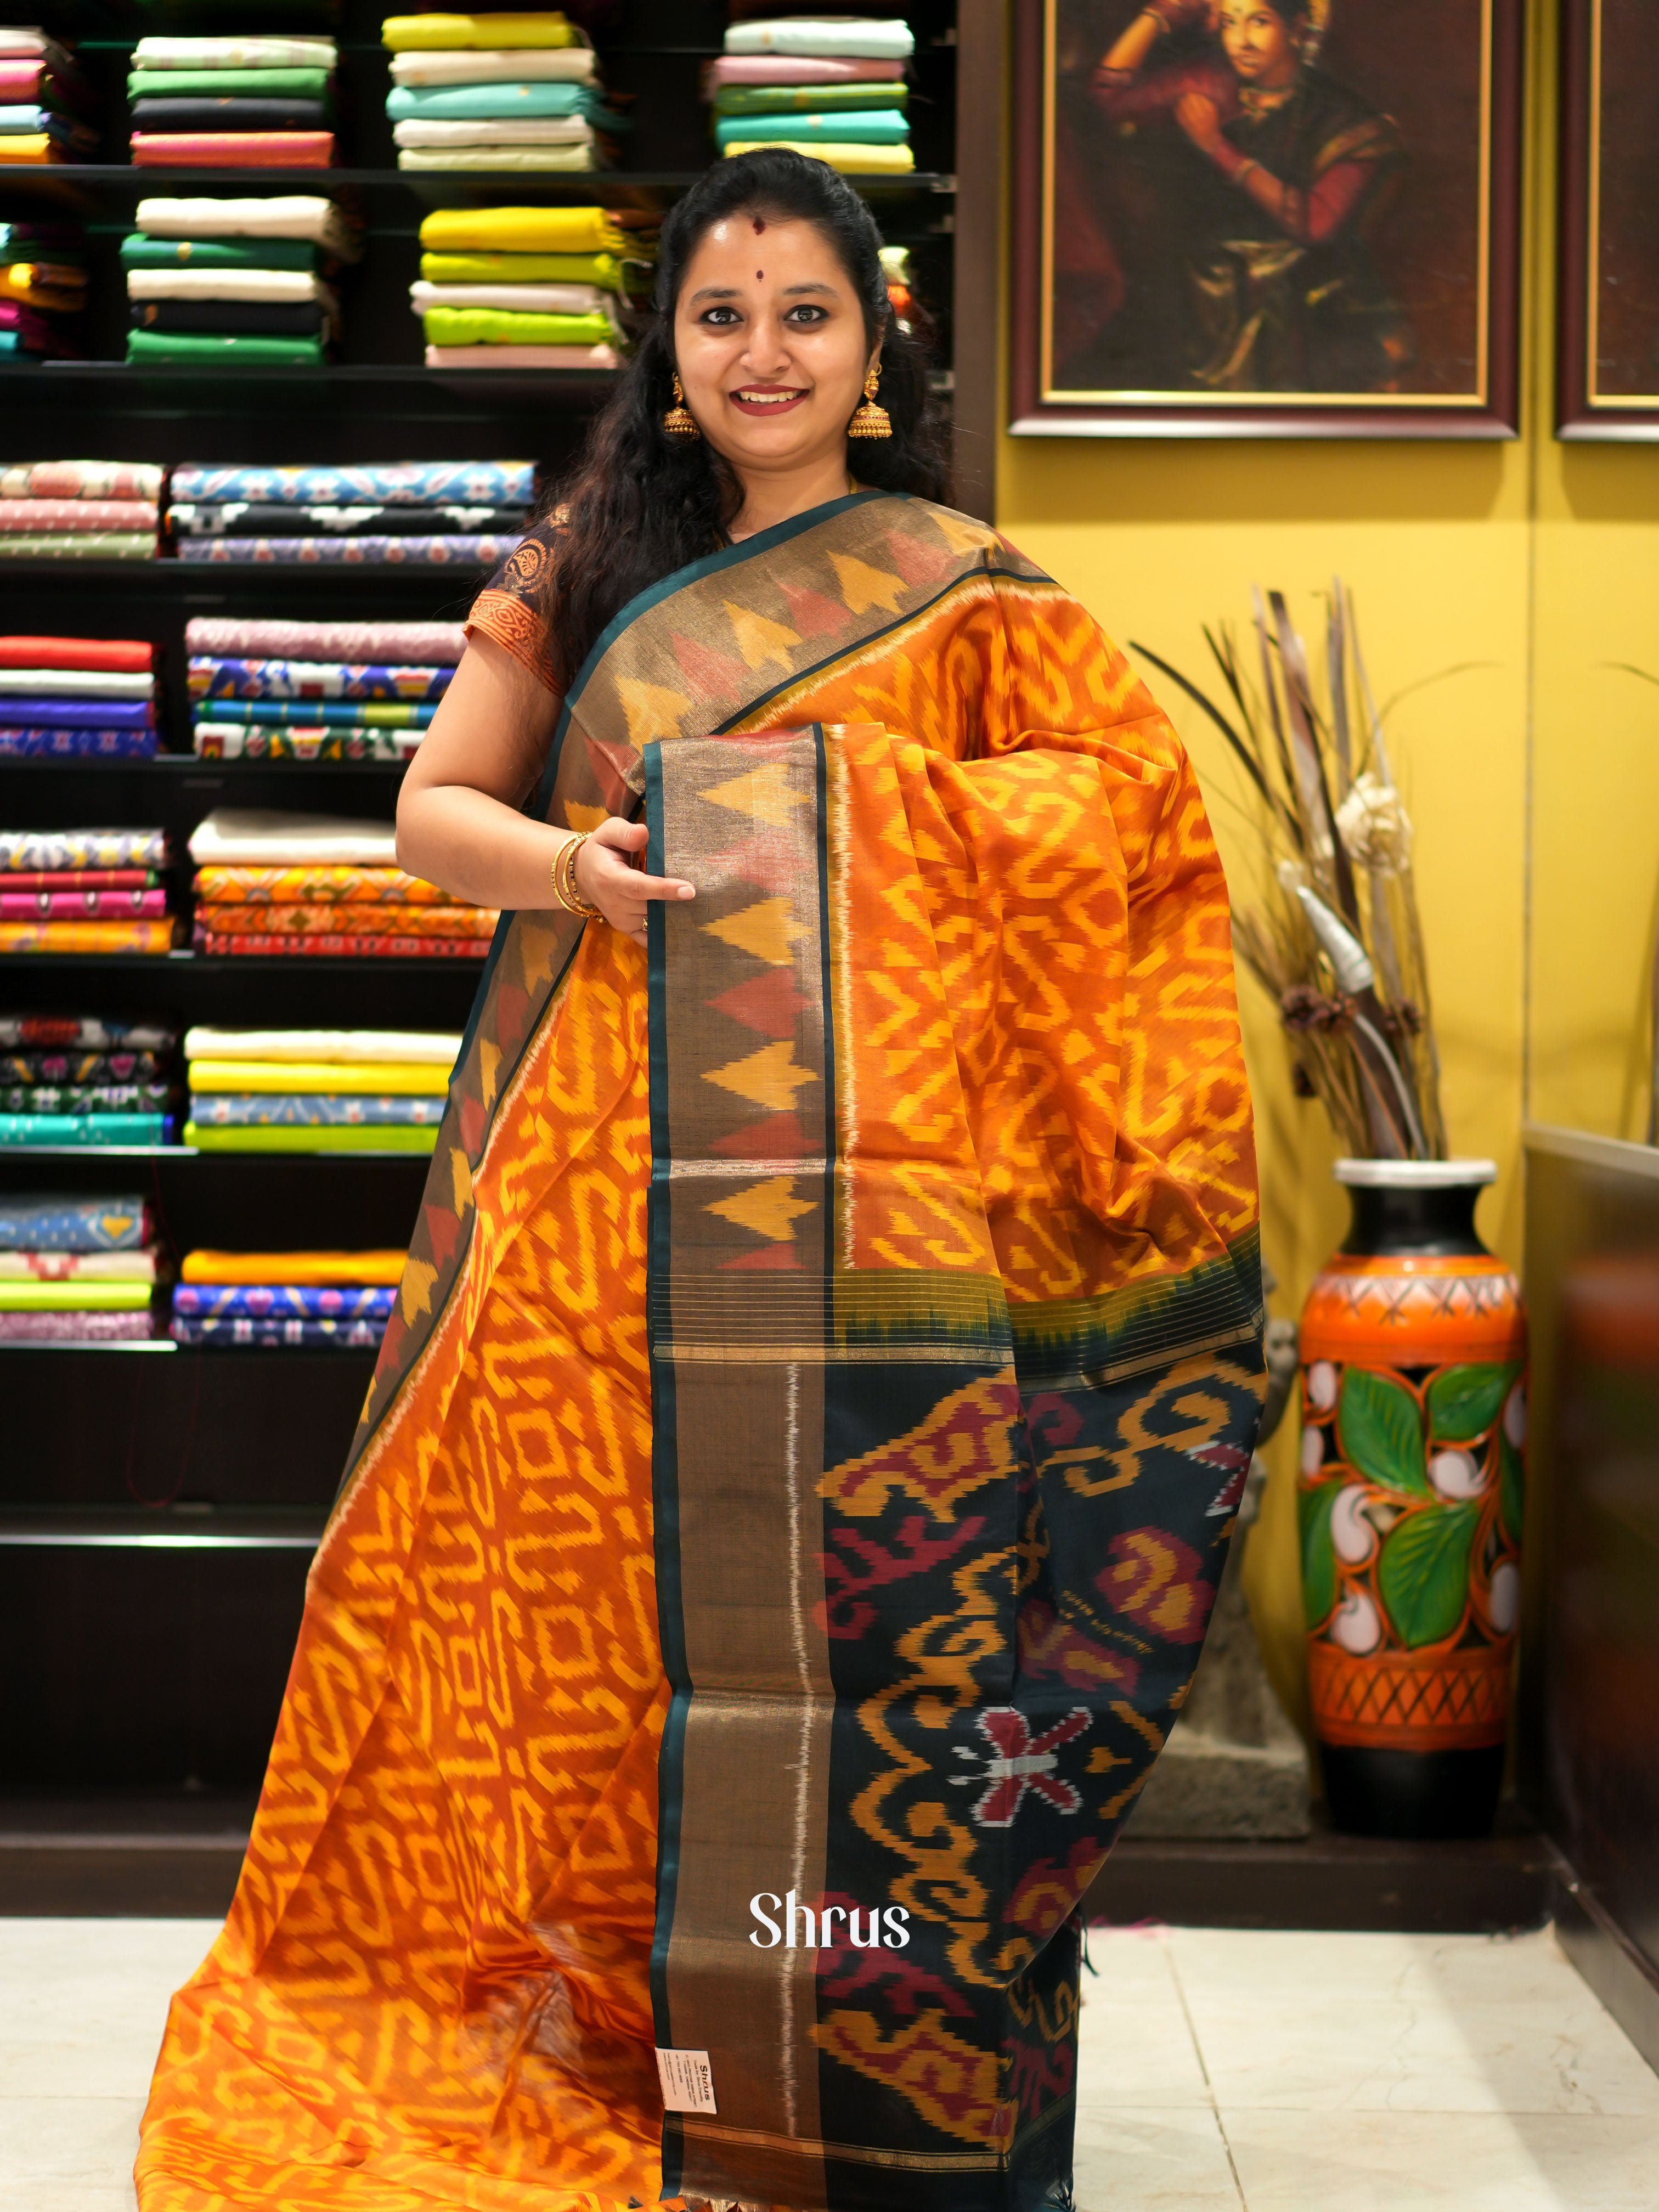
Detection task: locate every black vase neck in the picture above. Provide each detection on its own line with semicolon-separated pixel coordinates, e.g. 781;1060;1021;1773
1339;1178;1490;1259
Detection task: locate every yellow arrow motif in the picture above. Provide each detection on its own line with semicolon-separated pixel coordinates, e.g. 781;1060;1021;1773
707;1175;814;1242
614;674;694;744
705;1039;818;1112
703;896;802;967
722;600;800;670
700;759;809;831
400;1256;438;1323
829;550;908;614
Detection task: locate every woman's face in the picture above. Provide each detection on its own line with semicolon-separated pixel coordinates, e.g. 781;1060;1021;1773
672;213;876;478
1218;2;1301;87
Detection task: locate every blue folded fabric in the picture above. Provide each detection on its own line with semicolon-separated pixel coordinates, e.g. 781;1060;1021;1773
189;658;450;703
0;727;160;757
386;81;613;121
0;698;154;727
0;1113;171;1146
0;1194;149;1250
172;1283;397;1319
171;1313;384;1347
187;1093;447;1127
177;535;522;566
194;699;438;727
713;108;911;148
169;461;535;506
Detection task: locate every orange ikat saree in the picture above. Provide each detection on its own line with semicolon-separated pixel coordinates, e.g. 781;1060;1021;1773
137;490;1265;2212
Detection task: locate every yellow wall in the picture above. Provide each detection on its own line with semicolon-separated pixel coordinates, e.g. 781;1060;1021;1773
991;0;1658;1719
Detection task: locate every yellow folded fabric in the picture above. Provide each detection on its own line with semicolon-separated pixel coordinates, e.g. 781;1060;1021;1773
0;136;56;163
382;13;578;51
721;140;915;173
418;204;633;256
0;1282;153;1311
181;1249;409;1285
188;1059;449;1094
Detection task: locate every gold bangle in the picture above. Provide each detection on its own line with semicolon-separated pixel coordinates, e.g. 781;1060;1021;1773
550;832;600;919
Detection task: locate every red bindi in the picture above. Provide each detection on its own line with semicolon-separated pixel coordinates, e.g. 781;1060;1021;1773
756;269;764;279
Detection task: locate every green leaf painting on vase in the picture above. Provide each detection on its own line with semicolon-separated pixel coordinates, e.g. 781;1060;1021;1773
1338;1365;1431;1498
1425;1361;1522;1443
1299;1477;1342;1630
1377;1500;1481;1649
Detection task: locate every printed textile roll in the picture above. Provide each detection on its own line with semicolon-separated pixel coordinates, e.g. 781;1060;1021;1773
0;729;160;758
171;1313;385;1347
193;726;421;763
183;617;466;662
178;535;522;565
0;1084;175;1115
0;1110;171;1144
0;535;157;559
0;919;177;953
171;503;523;538
172;1283;396;1319
0;462;163;501
191;864;436;903
187;1092;448;1126
0;828;167;872
0;1017;173;1049
193;699;436;726
171;459;534;505
0;498;158;533
194;928;493;959
3;1046;171;1081
188;658;452;702
0;1194;151;1249
0;1309;155;1340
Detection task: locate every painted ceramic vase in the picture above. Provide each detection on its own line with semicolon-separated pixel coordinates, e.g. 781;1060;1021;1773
1297;1160;1526;1838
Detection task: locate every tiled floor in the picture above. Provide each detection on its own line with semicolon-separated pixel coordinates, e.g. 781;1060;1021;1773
2;1918;1655;2209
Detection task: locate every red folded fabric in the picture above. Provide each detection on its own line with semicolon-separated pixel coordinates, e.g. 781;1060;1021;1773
194;929;491;959
0;867;155;890
0;637;153;673
0;500;158;533
129;131;335;168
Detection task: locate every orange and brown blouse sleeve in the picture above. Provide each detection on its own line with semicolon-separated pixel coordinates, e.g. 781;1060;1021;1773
465;520;560;692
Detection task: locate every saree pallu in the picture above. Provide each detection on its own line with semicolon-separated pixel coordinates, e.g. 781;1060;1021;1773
137;490;1263;2212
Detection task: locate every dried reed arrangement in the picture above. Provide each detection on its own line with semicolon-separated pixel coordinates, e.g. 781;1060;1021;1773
1137;585;1448;1161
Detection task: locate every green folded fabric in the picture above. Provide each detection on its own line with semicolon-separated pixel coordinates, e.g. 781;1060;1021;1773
127;67;334;99
185;1122;440;1154
0;1280;153;1310
126;330;325;365
420;305;615;346
419;248;627;289
121;234;321;272
388;80;598;121
713;82;909;117
714;107;910;149
0;534;156;558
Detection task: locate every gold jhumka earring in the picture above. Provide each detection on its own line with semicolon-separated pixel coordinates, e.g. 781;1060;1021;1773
662;373;700;438
847;362;892;439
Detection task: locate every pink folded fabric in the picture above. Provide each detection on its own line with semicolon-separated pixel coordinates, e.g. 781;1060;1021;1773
424;342;618;368
0;60;43;97
703;55;906;86
130;132;336;168
0;499;158;533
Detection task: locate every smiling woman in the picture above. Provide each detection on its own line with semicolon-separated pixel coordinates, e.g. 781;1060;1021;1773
136;149;1268;2212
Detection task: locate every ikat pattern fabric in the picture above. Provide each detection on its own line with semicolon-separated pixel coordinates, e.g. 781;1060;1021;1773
0;829;167;872
184;617;467;663
189;659;453;702
0;1194;150;1248
178;535;521;566
170;460;535;505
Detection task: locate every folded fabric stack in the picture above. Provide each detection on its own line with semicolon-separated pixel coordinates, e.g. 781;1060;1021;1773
0;25;97;165
0;460;161;561
125;194;361;368
1;219;87;359
172;1244;408;1346
0;631;158;759
128;30;338;169
186;616;465;760
712;16;914;172
0;830;176;962
417;204;645;368
0;1190;161;1342
188;809;496;960
0;1015;179;1149
182;1024;456;1155
168;458;532;562
385;10;625;173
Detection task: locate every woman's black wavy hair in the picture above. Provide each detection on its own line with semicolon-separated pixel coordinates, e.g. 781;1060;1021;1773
539;148;950;691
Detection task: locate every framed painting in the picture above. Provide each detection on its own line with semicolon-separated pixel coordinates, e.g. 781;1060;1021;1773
1558;0;1659;436
1009;0;1523;436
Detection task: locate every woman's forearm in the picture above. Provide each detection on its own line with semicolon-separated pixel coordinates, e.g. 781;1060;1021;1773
395;778;575;913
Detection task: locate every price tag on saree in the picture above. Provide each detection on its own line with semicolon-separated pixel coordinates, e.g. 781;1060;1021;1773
655;2047;717;2115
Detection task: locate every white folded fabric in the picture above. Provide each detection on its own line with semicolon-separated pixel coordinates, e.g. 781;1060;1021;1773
0;27;50;58
188;810;399;866
0;669;154;698
136;196;362;259
393;116;594;147
410;279;610;315
390;47;596;84
399;144;597;169
425;342;618;368
127;268;329;304
185;1027;461;1065
725;18;915;58
132;36;337;68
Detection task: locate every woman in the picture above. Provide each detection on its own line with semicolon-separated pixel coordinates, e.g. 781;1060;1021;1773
1091;0;1410;391
137;150;1265;2212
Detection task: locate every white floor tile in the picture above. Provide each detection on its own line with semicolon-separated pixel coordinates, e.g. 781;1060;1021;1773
1078;1926;1214;2109
0;2096;144;2187
1169;1927;1659;2116
1219;2108;1659;2212
1074;2105;1244;2211
0;1920;218;2101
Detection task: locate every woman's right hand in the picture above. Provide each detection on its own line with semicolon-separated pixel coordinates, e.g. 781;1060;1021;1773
573;816;696;945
